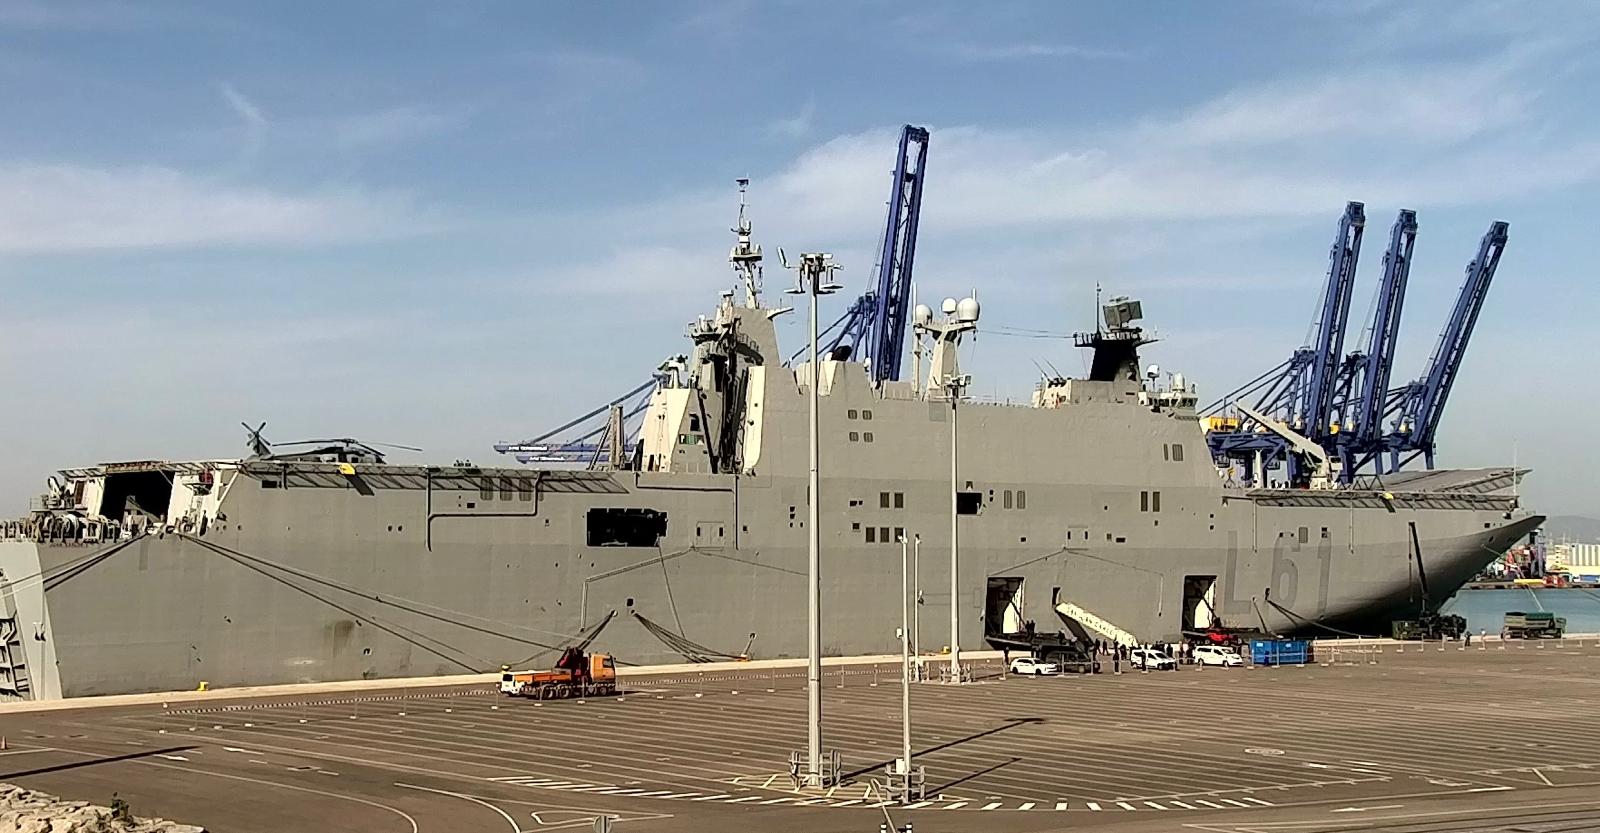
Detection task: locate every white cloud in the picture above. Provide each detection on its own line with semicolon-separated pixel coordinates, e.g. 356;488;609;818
0;164;439;252
766;97;816;139
218;81;267;130
333;105;462;148
952;42;1133;62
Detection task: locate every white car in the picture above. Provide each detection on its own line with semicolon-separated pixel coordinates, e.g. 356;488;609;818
1009;657;1059;676
1129;648;1176;670
1193;645;1243;667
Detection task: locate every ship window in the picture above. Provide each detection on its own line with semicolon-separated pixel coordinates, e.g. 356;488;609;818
1298;526;1309;544
261;479;279;489
852;522;861;530
688;414;700;432
586;508;668;547
848;409;859;419
849;432;860;442
499;477;514;500
880;526;890;543
1115;536;1126;544
863;432;874;442
1163;445;1169;461
894;527;904;542
1140;491;1149;512
1172;444;1185;462
1004;490;1013;509
1152;491;1161;512
480;478;494;500
880;491;891;508
956;491;982;515
893;492;904;509
1321;526;1329;539
518;478;533;501
862;410;872;420
1017;490;1026;509
866;527;876;543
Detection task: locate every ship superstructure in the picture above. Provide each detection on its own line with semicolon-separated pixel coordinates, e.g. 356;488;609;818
0;131;1540;700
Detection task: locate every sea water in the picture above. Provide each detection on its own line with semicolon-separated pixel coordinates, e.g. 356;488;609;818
1441;588;1600;635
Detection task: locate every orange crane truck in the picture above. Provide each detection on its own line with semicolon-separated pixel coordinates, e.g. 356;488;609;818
500;647;617;700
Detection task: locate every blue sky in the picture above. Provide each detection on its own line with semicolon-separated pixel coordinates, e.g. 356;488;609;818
1;1;1596;515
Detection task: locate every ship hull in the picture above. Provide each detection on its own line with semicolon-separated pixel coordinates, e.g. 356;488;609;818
1;466;1538;699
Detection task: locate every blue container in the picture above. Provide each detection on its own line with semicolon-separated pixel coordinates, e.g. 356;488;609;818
1249;638;1314;666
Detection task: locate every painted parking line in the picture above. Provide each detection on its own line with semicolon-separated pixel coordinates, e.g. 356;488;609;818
479;774;1280;812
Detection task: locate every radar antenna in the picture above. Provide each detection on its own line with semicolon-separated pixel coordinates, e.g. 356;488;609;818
729;178;764;308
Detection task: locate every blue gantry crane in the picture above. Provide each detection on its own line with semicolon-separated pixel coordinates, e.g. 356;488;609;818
1331;210;1418;476
1204;202;1366;486
1207;208;1509;487
493;375;663;465
1381;221;1510;471
807;124;929;383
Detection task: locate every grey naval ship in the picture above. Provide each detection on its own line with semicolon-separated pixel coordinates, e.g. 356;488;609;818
0;153;1539;701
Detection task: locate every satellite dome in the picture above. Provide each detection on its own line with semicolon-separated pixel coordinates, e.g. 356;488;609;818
941;297;958;315
913;303;933;326
956;297;981;323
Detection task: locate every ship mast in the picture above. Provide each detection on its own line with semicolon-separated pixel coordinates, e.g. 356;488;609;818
730;178;764;309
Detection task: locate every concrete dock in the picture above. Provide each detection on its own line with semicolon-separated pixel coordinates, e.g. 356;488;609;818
4;640;1600;832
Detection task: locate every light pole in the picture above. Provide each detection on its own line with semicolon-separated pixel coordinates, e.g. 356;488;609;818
912;534;922;679
786;251;842;787
898;535;913;792
945;371;968;682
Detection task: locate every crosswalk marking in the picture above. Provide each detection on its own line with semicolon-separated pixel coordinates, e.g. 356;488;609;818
1018;802;1036;811
1170;800;1196;809
1116;802;1137;810
832;800;863;807
1055;802;1069;811
1221;798;1251;807
1087;802;1102;811
902;801;933;809
1196;799;1224;809
1143;801;1167;810
1242;796;1273;806
980;802;1003;810
942;802;968;810
690;794;733;801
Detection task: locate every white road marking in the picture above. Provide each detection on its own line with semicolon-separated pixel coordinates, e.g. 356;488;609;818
1170;800;1196;809
1220;798;1251;807
657;792;701;799
1087;802;1102;811
396;782;514;833
221;746;262;754
1195;800;1224;809
901;800;933;809
159;754;189;761
1017;802;1036;810
0;748;56;757
941;802;967;810
1116;801;1137;810
724;796;761;803
1054;802;1069;810
1241;796;1273;806
759;797;799;805
689;794;732;802
1331;804;1405;813
1467;786;1515;793
1143;801;1167;810
980;802;1003;810
1534;769;1555;786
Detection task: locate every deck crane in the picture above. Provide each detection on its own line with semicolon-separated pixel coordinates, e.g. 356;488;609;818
808;124;929;383
1383;221;1509;471
1332;210;1418;476
1204;202;1365;487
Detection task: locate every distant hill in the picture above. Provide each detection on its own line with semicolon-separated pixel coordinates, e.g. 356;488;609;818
1542;515;1600;543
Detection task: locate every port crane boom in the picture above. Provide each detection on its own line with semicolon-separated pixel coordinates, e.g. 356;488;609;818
812;125;929;383
1334;210;1417;476
1386;220;1509;469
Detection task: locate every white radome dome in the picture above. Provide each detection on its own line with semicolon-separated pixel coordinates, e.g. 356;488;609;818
956;297;980;323
913;303;933;326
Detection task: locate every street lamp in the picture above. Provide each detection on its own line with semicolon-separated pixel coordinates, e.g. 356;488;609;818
785;251;842;788
912;296;980;684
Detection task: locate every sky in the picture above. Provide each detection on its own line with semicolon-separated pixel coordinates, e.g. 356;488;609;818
1;1;1597;516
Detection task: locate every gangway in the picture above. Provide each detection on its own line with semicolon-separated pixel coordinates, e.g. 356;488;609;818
1054;599;1138;647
